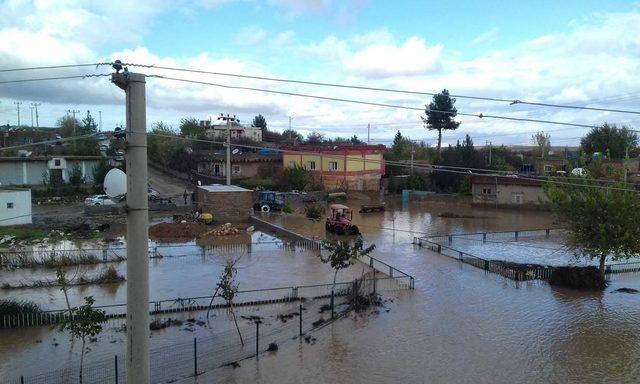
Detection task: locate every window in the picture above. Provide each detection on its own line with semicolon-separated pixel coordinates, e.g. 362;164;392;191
232;165;241;175
543;165;552;173
512;192;524;205
482;188;492;195
6;202;14;209
307;161;316;170
328;161;338;170
54;159;61;166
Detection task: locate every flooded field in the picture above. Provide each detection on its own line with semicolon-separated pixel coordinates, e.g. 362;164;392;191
4;196;640;383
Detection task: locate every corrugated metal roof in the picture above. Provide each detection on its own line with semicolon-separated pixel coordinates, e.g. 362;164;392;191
198;184;252;193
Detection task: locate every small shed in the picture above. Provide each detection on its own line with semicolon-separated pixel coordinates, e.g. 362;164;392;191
0;188;32;226
197;184;253;222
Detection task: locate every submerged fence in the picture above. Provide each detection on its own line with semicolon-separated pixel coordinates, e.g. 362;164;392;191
4;272;399;384
415;228;640;282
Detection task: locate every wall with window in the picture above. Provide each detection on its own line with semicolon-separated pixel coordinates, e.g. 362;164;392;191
0;189;31;226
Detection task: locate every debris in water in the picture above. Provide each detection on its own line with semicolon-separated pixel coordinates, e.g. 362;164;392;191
614;287;639;294
312;318;325;327
266;342;278;352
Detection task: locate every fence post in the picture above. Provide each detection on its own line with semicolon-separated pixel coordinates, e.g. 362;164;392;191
256;322;260;357
102;248;108;262
545;229;550;238
369;257;374;267
437;244;441;253
20;376;24;384
193;337;198;376
514;231;519;241
115;355;118;384
484;260;489;271
482;233;487;243
299;304;303;336
448;235;452;245
459;252;463;261
373;270;377;295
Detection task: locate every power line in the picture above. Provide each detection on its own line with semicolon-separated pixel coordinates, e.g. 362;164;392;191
0;73;111;85
147;74;607;131
0;63;110;73
123;62;640;116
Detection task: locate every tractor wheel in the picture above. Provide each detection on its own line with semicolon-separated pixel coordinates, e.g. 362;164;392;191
261;205;271;213
325;221;332;231
335;226;345;235
349;225;360;235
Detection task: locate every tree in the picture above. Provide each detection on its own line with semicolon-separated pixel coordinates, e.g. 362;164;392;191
179;117;203;138
279;163;312;191
422;89;460;157
544;179;640;281
281;129;303;144
532;131;551;160
57;113;99;156
206;259;243;345
581;123;638;159
305;131;325;145
148;122;183;168
81;110;97;132
252;114;267;131
320;237;376;296
57;269;106;384
68;163;84;186
92;157;111;188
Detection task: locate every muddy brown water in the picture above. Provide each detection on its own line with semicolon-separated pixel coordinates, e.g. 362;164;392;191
4;196;640;383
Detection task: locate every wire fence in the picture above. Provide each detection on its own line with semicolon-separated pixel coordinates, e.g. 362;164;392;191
415;228;640;281
4;272;404;384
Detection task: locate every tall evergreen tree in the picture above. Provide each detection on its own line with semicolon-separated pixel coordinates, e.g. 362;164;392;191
422;89;460;158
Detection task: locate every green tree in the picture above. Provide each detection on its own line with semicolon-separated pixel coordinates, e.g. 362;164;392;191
281;129;303;144
544;179;640;281
580;123;638;159
57;112;99;156
179;117;203;138
305;131;325;145
252;114;267;131
148;122;183;168
532;131;551;160
92;157;111;187
279;163;312;191
422;89;461;157
57;269;106;384
68;163;84;186
320;237;376;294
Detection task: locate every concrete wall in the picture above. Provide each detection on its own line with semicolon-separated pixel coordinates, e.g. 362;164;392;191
197;188;253;221
0;189;32;226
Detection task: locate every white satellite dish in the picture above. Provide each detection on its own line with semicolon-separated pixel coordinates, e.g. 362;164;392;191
103;168;127;198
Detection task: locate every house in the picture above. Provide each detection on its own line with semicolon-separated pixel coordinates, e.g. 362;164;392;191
0;156;102;186
471;174;546;208
0;188;32;226
196;184;253;221
282;145;386;191
191;152;282;184
200;114;262;142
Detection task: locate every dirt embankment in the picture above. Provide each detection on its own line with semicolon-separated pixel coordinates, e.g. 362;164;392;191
149;222;246;240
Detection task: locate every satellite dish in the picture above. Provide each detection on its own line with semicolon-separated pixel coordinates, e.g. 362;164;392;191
103;168;127;197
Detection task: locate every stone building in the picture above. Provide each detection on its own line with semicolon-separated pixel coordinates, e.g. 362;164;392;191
200;114;262;142
192;152;281;183
281;145;386;191
196;184;253;221
471;174;546;208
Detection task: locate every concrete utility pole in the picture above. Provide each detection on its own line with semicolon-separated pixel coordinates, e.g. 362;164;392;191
410;141;415;174
98;110;102;131
30;105;34;127
486;140;492;165
31;103;40;128
367;123;370;144
67;109;80;152
226;115;231;185
14;101;22;127
111;71;150;384
288;116;293;142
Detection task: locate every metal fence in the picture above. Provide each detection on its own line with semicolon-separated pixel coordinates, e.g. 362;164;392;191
4;273;399;384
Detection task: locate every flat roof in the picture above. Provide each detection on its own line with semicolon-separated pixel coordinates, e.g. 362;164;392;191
198;184;252;193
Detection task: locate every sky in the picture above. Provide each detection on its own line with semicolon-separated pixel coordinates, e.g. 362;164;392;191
0;0;639;146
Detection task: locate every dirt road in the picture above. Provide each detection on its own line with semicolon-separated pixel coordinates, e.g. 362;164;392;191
148;166;193;198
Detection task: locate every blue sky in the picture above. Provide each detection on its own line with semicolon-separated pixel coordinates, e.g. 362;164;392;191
1;0;639;146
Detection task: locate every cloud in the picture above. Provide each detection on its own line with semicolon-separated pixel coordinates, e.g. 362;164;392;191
472;27;499;45
234;26;269;45
343;37;443;78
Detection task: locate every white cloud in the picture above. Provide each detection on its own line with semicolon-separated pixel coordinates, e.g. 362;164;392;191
343;37;442;78
472;27;499;45
234;26;269;45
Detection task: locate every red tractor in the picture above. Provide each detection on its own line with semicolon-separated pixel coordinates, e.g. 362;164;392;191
325;204;360;235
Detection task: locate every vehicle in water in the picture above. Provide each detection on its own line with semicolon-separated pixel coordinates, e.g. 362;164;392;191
325;204;360;235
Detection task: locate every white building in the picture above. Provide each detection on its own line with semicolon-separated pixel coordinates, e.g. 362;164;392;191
0;156;101;186
0;188;32;226
200;114;262;142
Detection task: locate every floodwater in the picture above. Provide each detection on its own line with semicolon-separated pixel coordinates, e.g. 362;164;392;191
5;196;640;383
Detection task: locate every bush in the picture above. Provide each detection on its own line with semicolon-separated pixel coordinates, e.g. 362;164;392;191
549;266;606;290
69;163;85;186
304;203;325;221
0;299;41;317
238;178;276;190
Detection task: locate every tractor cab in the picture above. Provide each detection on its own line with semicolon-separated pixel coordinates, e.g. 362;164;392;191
325;204;359;235
253;191;285;212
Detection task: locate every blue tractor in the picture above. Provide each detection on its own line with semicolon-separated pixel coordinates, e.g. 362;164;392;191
253;191;285;212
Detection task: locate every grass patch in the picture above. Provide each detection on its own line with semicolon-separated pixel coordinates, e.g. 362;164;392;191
0;299;42;316
0;227;51;242
0;250;125;270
